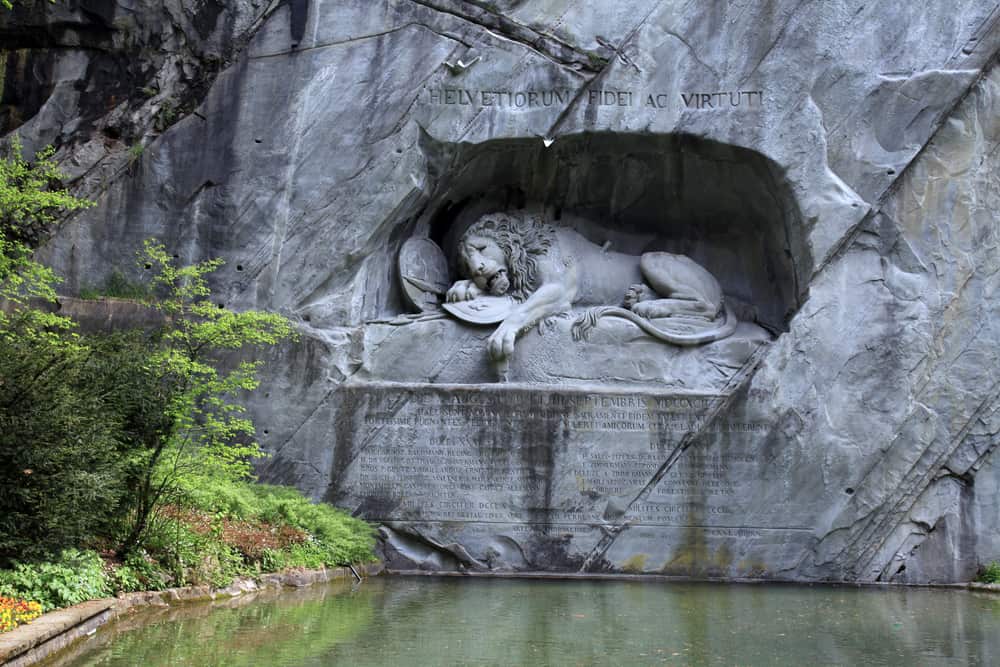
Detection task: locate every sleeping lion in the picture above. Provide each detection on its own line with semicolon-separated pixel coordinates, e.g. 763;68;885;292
445;213;737;362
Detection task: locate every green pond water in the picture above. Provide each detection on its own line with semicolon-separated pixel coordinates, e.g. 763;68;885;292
43;577;1000;666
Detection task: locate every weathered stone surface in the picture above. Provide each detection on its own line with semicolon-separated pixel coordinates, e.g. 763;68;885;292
1;0;276;192
5;1;1000;582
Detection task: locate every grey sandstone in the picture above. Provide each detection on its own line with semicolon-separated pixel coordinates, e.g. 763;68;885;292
3;0;1000;582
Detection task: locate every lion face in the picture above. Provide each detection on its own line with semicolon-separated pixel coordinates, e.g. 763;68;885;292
460;235;511;296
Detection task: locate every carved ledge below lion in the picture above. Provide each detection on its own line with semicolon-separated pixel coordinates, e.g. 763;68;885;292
359;314;770;391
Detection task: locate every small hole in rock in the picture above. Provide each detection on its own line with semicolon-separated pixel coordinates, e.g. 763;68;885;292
143;262;152;270
236;264;244;271
303;314;312;322
263;429;269;435
395;148;402;154
887;169;895;175
172;254;179;259
254;139;262;144
217;303;225;309
845;487;855;495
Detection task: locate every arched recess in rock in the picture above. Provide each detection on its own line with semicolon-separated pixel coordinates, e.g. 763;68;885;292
399;131;811;335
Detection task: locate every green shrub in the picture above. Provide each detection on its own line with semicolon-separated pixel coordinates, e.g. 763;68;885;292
142;516;247;588
114;240;295;555
0;139;146;566
0;332;141;564
261;493;375;566
154;101;177;131
184;541;245;589
286;542;336;569
179;478;375;567
108;551;168;593
1;137;305;582
259;542;329;571
977;561;1000;584
127;142;144;164
0;549;109;611
108;563;142;594
180;475;262;519
187;480;375;567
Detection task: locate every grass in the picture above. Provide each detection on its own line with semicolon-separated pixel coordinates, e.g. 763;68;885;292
128;141;144;163
78;270;150;300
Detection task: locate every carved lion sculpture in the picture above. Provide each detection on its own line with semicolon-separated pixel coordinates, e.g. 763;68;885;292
445;212;738;362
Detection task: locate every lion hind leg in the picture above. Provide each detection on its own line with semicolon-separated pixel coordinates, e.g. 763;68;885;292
639;252;724;309
631;297;716;321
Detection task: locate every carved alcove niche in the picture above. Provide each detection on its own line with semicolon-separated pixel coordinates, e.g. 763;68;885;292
362;132;810;390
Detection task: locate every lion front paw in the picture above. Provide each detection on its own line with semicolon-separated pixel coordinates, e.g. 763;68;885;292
446;279;483;302
487;323;518;361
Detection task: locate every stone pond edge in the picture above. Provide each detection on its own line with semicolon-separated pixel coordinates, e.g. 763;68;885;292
0;562;385;667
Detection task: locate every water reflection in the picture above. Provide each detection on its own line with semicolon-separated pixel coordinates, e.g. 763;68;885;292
45;577;1000;666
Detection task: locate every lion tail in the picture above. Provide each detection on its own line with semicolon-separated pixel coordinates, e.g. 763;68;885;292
571;302;739;346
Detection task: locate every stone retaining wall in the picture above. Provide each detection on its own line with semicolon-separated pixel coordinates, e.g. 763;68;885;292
0;562;383;667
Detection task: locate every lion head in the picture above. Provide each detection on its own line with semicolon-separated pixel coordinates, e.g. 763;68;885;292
458;213;554;301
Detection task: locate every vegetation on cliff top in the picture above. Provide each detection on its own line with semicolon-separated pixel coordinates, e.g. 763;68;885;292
1;1;55;10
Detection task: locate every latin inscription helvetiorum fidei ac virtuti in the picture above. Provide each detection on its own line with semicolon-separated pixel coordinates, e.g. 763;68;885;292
427;87;765;110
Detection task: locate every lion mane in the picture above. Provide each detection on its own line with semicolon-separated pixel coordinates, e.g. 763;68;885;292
461;213;554;301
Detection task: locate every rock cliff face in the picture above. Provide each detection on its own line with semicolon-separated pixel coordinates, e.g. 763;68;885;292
4;0;1000;582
